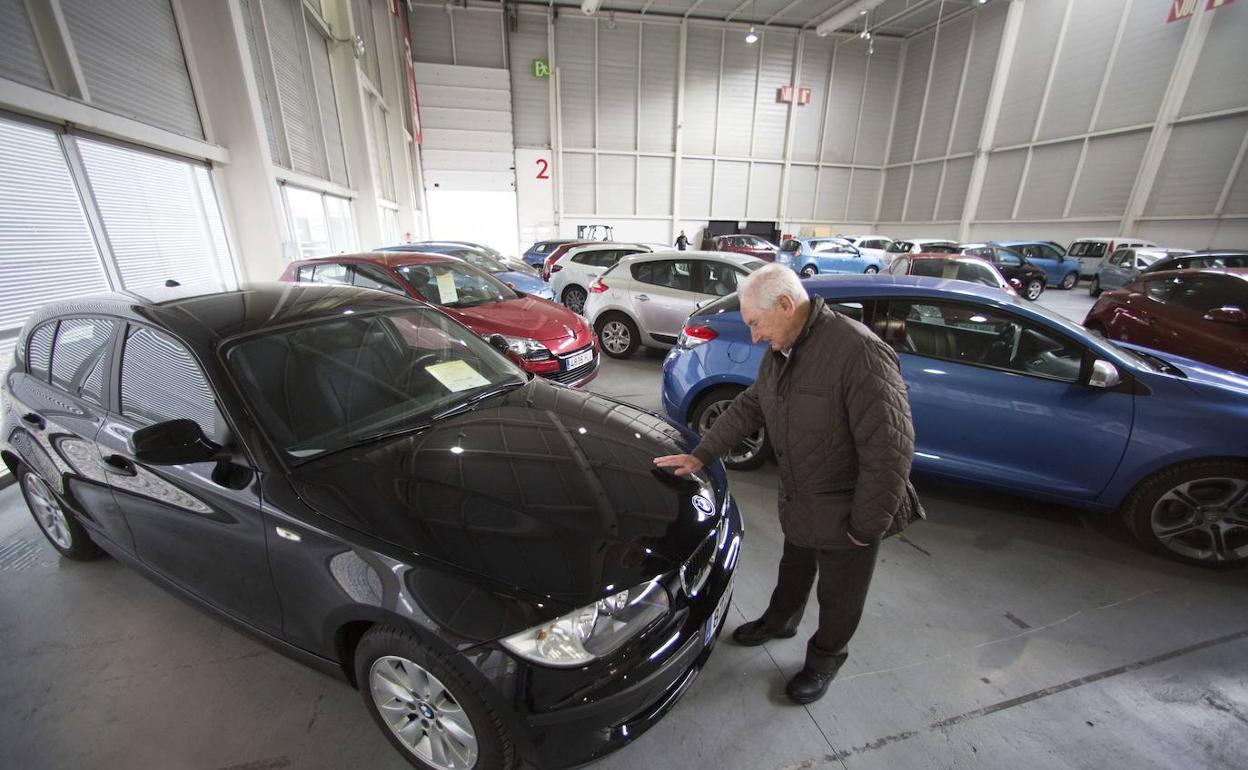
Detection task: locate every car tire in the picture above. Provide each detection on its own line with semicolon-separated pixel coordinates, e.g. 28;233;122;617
1060;272;1078;290
864;266;879;274
595;313;640;359
1089;277;1102;298
561;285;587;315
799;265;817;278
356;625;517;770
689;387;771;470
18;467;103;561
1023;278;1044;301
1122;460;1248;567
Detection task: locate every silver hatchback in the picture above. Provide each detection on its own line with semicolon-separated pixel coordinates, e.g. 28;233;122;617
584;251;766;358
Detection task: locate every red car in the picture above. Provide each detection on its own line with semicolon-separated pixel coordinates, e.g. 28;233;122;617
1084;268;1248;374
281;252;600;385
888;253;1018;296
541;240;597;280
712;234;779;262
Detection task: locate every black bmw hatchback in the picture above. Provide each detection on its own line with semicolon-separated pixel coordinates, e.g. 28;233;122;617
1;284;742;770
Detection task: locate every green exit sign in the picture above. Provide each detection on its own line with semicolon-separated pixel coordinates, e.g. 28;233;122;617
533;59;550;79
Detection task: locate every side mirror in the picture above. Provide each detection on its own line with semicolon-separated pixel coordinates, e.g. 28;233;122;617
1204;306;1248;325
131;419;230;465
1088;359;1122;389
488;334;511;354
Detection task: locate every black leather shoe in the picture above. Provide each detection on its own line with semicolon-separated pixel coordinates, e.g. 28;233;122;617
731;618;797;646
785;667;836;704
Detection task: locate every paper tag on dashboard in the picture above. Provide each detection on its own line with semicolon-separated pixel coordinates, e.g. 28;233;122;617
425;360;490;392
435;272;459;304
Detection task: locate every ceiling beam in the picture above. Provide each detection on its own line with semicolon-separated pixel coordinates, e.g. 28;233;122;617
683;0;709;19
765;0;813;25
723;0;754;23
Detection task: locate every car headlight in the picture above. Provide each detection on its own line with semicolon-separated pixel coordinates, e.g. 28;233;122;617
499;335;553;360
500;578;670;667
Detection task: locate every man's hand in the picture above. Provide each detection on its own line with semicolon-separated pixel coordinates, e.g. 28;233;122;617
654;454;704;476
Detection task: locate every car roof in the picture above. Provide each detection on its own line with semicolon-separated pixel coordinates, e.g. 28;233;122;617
292;251;463;268
802;273;1016;302
1144;267;1248;280
617;250;760;265
1135;248;1193;258
909;253;991;263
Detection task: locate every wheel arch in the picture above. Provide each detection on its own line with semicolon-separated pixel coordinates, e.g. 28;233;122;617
1100;453;1248;510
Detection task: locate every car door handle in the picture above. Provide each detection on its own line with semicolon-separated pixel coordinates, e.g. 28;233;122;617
636;294;650;302
21;413;45;430
101;454;137;477
588;273;598;278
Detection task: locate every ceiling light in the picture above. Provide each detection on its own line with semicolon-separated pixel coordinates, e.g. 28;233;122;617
860;30;871;39
581;0;601;15
745;26;759;44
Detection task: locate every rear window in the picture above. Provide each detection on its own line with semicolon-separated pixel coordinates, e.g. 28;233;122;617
911;260;945;278
888;241;913;253
1070;242;1107;258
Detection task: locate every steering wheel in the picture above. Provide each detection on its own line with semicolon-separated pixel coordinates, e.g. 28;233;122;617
981;325;1016;367
396;352;446;385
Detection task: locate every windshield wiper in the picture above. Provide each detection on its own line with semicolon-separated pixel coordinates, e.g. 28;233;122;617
431;381;527;421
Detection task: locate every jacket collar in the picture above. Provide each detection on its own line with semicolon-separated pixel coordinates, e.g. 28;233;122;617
770;295;825;368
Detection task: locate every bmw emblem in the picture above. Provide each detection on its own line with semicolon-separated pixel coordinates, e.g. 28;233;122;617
419;704;434;719
692;493;714;519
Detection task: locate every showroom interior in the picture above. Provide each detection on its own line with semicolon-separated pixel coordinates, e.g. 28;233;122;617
0;0;1246;768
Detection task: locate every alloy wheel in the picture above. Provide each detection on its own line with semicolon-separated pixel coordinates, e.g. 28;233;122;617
1149;477;1248;564
1025;279;1043;300
369;656;478;770
1060;273;1078;290
23;473;72;550
600;320;632;355
563;287;586;314
800;265;816;278
696;399;765;465
864;266;879;274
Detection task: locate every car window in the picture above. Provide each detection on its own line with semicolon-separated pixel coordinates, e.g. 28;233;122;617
1108;249;1131;267
311;263;350;285
1143;276;1179;302
396;262;517;308
956;262;1000;288
26;322;56;382
827;301;865;323
51;318;117;401
888;257;909;275
781;240;800;251
879;300;1083;382
226;308;524;461
862;240;884;250
1170;276;1246;313
632;260;694;291
996;250;1022;267
352;264;406;294
120;326;226;444
910;260;944;278
888;241;912;253
696;261;745;297
927;243;960;254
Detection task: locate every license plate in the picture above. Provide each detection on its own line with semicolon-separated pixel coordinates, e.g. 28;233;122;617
565;348;594;370
705;572;735;645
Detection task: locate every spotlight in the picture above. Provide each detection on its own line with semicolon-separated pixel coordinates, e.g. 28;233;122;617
745;26;759;44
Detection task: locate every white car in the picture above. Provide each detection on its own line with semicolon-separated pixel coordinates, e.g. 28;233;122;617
1067;236;1158;279
584;251;766;358
549;243;654;314
886;238;960;258
838;234;895;266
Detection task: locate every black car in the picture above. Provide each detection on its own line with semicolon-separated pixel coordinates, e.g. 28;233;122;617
2;284;741;770
1141;249;1248;274
959;243;1049;301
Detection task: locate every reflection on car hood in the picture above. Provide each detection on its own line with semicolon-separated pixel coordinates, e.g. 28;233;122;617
288;380;723;606
1119;341;1248;397
495;270;549;294
441;296;583;342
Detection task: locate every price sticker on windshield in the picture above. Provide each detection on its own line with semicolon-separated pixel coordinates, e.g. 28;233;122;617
425;360;490;392
435;271;459;304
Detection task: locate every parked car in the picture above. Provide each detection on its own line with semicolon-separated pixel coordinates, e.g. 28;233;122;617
1089;247;1192;297
837;234;895;266
1067;237;1158;279
1084;268;1248;374
3;284;742;770
282;253;600;386
960;243;1048;300
584;251;765;359
550;243;654;314
662;275;1248;566
888;253;1016;294
1142;249;1248;274
886;238;959;257
407;240;539;276
777;238;883;277
378;243;554;300
711;234;779;262
997;240;1080;290
523;238;579;268
541;240;598;280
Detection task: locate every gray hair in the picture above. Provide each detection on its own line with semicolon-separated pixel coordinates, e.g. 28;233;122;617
739;263;807;310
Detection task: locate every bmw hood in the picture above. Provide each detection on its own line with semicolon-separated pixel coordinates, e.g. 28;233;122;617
287;380;728;607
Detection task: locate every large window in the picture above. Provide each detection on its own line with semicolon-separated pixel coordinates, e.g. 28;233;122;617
284;186;357;258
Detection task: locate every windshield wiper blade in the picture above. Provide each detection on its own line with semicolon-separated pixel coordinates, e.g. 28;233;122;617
431;381;527;421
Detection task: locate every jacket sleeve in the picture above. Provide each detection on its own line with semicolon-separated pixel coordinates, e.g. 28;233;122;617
690;377;766;468
843;336;915;544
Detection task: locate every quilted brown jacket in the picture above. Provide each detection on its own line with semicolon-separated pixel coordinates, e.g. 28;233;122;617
691;296;920;548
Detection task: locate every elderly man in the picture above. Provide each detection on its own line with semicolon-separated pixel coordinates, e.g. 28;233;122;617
655;264;918;704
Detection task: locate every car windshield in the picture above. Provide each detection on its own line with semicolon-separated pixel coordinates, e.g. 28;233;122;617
447;248;508;273
226;308;526;462
888;241;912;253
397;262;518;307
743;260;767;271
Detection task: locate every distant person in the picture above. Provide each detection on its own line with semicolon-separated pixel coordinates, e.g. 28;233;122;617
675;231;690;251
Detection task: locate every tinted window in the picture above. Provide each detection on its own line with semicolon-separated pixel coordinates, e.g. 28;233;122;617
781;240;800;251
1171;276;1246;313
51;319;116;392
120;326;225;444
828;301;865;322
955;262;1000;288
352;264;405;294
1071;242;1107;258
1144;276;1179;302
1109;249;1132;267
27;322;55;382
311;263;350;285
697;261;745;297
910;260;945;278
632;260;694;291
880;300;1082;382
888;241;912;253
997;251;1022;267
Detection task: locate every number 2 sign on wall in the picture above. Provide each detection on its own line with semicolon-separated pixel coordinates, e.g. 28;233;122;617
535;158;550;180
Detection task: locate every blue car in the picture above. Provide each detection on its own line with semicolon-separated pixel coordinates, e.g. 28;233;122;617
777;237;885;277
377;243;555;300
996;240;1080;290
523;239;578;268
661;274;1248;567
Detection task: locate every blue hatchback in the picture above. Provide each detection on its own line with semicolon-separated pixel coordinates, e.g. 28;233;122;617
661;274;1248;566
996;240;1080;290
377;243;555;300
777;237;885;277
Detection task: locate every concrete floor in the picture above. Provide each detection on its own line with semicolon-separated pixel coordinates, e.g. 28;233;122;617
2;286;1246;769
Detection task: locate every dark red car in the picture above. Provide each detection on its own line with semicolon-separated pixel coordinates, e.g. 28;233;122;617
541;240;597;280
1084;268;1248;374
281;252;600;385
712;234;779;262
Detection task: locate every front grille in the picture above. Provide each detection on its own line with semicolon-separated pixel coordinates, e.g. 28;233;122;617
679;529;718;598
544;347;598;385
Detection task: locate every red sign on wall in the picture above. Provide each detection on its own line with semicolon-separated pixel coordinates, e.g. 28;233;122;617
1169;0;1235;22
